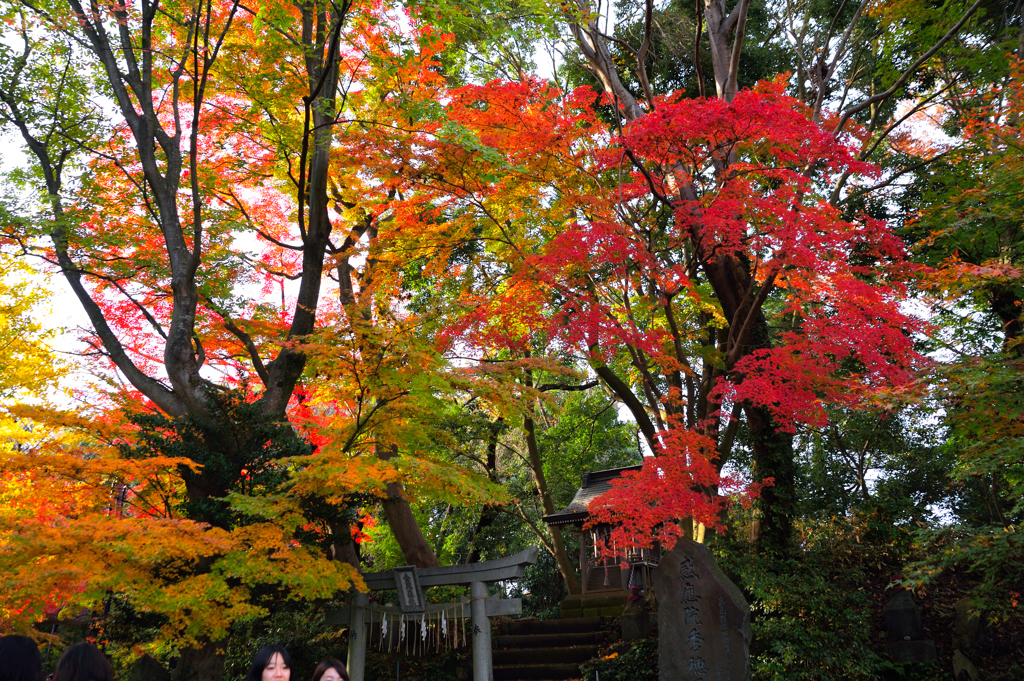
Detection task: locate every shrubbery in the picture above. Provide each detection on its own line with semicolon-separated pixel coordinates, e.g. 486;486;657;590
579;638;658;681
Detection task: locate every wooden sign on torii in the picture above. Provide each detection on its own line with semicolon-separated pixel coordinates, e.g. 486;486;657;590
328;547;539;681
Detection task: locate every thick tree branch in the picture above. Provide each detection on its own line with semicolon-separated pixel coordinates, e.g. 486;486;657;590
1;85;184;416
833;0;984;134
201;295;271;386
537;380;600;392
589;347;659;449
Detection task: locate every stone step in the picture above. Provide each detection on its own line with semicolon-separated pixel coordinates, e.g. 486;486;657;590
493;631;606;649
560;593;628;609
492;646;598;665
493;663;582;680
559;593;629;618
498;617;604;636
559;604;625;619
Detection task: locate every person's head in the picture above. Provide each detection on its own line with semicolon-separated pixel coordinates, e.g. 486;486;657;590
0;635;44;681
246;645;292;681
52;642;113;681
311;659;348;681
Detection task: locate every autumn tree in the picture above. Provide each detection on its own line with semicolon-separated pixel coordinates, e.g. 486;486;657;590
0;255;67;425
900;59;1024;526
524;0;998;552
344;6;951;556
0;0;494;671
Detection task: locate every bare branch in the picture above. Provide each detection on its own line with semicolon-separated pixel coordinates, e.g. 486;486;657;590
834;0;984;134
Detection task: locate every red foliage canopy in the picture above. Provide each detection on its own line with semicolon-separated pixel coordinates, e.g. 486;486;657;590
432;79;924;549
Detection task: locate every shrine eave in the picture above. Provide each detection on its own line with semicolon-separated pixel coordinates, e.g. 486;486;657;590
541;464;642;528
541;510;589;526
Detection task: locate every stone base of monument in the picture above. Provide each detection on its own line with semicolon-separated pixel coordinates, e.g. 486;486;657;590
621;597;650;641
559;592;629;618
953;598;982;650
884;591;924;641
885;639;938;663
952;649;980;681
882;588;938;665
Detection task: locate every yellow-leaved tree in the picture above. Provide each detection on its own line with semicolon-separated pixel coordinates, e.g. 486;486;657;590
0;254;67;439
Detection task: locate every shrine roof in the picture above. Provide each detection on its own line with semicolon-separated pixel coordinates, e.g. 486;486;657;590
541;465;642;526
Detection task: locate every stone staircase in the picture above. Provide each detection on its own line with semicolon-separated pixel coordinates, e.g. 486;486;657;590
559;592;629;619
491;617;608;681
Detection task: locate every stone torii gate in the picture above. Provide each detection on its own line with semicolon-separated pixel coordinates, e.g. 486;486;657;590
329;547;539;681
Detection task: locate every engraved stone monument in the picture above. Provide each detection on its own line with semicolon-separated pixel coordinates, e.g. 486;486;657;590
652;537;751;681
883;590;937;662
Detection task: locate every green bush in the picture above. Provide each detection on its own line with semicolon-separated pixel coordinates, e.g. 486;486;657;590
579;638;658;681
715;518;904;681
510;548;568;619
904;524;1024;623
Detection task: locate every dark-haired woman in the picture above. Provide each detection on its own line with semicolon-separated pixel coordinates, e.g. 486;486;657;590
246;644;292;681
52;642;113;681
311;658;348;681
0;635;45;681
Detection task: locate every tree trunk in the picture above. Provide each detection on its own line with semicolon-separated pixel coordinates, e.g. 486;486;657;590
524;415;582;595
705;279;796;554
380;484;441;568
992;284;1023;355
466;506;499;565
328;516;362;569
375;445;441;568
171;640;224;681
467;421;504;564
745;405;795;555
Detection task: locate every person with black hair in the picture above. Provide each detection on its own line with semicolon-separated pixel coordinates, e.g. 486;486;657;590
310;658;348;681
52;642;113;681
0;635;45;681
246;644;292;681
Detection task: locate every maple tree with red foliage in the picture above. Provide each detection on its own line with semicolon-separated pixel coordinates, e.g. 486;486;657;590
398;76;923;552
0;0;1021;676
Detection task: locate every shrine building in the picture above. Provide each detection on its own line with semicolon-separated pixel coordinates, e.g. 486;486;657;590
542;465;662;616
